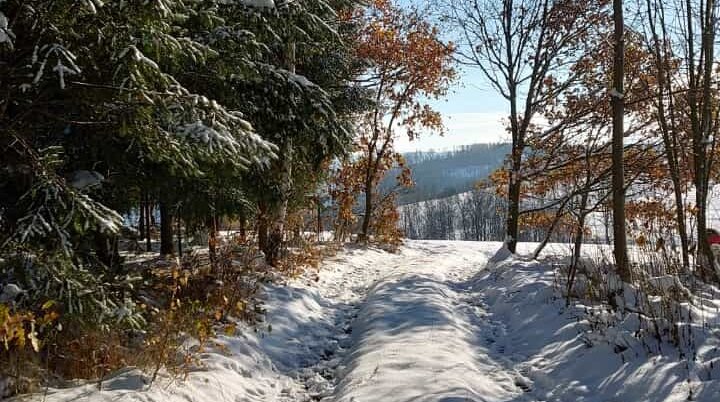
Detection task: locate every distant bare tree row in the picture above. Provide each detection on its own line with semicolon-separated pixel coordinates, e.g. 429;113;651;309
400;190;573;242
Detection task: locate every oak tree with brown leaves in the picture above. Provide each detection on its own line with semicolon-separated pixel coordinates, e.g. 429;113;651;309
350;0;455;243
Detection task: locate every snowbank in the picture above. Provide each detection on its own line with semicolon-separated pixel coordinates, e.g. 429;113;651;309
22;333;306;402
473;247;720;402
20;245;395;402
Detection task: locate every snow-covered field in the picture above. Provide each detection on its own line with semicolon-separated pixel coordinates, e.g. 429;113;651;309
21;241;720;402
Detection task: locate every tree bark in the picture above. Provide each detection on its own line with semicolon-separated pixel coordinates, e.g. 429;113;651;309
149;203;156;227
238;210;247;243
139;197;145;241
94;231;120;270
258;202;269;256
567;209;589;307
159;201;174;256
358;176;374;243
506;150;522;253
696;0;718;281
532;197;571;259
176;216;183;258
266;41;296;266
644;0;691;269
267;142;292;265
208;215;218;269
317;197;323;242
145;195;152;252
611;0;631;283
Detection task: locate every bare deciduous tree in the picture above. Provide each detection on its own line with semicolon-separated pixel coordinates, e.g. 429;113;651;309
439;0;606;253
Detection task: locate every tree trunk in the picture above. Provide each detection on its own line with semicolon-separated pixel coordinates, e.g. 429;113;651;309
506;148;522;253
266;42;296;266
150;203;156;227
238;210;247;243
139;197;145;241
267;141;292;265
697;0;718;281
317;197;323;242
567;210;588;306
159;201;174;256
94;231;121;271
176;216;183;258
604;207;611;245
532;200;569;259
359;177;374;243
292;225;301;246
645;0;691;270
145;196;152;252
611;0;631;283
267;222;284;265
662;96;691;272
258;202;269;256
208;215;218;269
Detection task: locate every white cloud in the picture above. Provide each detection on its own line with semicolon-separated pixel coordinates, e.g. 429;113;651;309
394;112;510;152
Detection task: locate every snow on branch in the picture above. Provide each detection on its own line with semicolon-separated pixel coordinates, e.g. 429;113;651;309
240;0;276;9
32;44;82;89
81;0;104;14
174;95;277;166
0;11;14;49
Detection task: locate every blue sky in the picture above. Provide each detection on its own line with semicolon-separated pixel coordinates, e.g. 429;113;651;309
394;68;510;152
389;0;510;152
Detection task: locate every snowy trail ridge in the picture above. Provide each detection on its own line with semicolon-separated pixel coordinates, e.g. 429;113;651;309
330;242;524;402
29;240;720;402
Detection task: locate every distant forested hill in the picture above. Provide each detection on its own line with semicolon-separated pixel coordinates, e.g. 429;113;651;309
381;143;510;205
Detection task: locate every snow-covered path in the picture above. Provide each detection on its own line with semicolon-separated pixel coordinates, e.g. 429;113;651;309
296;240;719;402
329;241;526;402
26;240;720;402
259;241;508;401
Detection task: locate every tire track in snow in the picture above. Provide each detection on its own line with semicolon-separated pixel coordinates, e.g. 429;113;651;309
312;240;536;402
288;246;407;401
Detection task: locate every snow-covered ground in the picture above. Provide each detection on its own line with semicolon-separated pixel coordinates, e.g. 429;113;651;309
21;240;720;402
